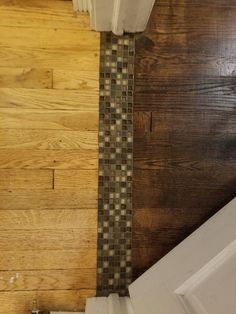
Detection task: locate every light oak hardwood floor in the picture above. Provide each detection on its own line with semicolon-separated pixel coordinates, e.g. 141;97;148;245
0;0;99;312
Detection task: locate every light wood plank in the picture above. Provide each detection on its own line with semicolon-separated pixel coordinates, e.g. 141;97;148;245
0;109;98;131
0;170;53;189
53;70;98;90
54;170;97;189
0;209;97;230
0;290;95;314
0;269;96;291
0;249;96;270
0;149;98;170
0;0;90;30
0;26;99;50
0;229;97;250
0;88;98;110
0;0;99;306
0;189;97;210
0;47;99;71
0;129;97;150
0;68;52;89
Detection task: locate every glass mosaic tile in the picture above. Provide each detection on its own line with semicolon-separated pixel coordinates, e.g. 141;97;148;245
97;32;134;296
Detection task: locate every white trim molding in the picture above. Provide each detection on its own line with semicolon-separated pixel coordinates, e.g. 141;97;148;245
72;0;155;35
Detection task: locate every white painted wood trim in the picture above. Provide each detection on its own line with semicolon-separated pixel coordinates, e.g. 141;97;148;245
85;297;108;314
175;239;236;297
72;0;91;12
174;239;236;314
129;198;236;314
72;0;155;35
84;295;134;314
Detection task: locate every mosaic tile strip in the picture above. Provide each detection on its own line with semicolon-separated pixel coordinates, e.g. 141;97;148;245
97;32;134;296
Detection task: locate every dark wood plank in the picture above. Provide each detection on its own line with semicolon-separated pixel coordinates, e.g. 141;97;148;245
135;76;236;111
133;0;236;279
134;111;236;170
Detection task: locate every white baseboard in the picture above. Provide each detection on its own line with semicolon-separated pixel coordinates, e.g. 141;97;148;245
72;0;155;35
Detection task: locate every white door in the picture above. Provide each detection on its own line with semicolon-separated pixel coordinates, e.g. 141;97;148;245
129;198;236;314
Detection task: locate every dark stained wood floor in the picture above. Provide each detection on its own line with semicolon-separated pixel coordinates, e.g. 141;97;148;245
133;0;236;279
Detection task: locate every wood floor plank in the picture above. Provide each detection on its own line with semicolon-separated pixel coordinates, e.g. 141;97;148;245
134;169;235;190
0;109;98;131
53;70;99;91
0;170;53;189
0;189;97;210
151;110;236;134
0;88;98;110
0;290;96;314
133;208;217;248
134;111;236;170
0;68;52;89
0;149;98;170
0;0;90;30
134;184;235;211
54;170;98;189
0;26;99;50
133;0;236;278
135;31;236;78
0;209;97;230
0;0;99;307
149;1;236;34
134;154;236;172
0;249;96;270
135;133;236;152
0;229;96;250
132;247;166;279
0;269;96;291
0;47;99;71
134;169;236;210
0;129;97;150
135;94;236;112
134;76;236;111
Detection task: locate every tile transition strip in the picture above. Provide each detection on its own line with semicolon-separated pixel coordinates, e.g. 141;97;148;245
97;32;134;296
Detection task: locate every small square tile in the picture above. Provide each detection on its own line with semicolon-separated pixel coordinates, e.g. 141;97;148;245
98;32;134;297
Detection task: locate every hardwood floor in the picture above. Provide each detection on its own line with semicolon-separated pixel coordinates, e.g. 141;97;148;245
133;0;236;279
0;0;99;312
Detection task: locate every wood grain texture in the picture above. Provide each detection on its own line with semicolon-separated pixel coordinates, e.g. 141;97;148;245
0;149;98;170
0;0;90;30
0;88;98;110
0;68;52;89
0;0;99;310
0;229;96;250
0;4;99;72
0;290;95;314
0;209;97;230
0;26;98;50
0;249;96;270
0;189;97;210
0;269;96;291
0;129;97;150
53;70;98;91
135;76;236;111
133;0;236;279
0;169;53;189
54;170;98;189
0;47;99;71
0;109;98;131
